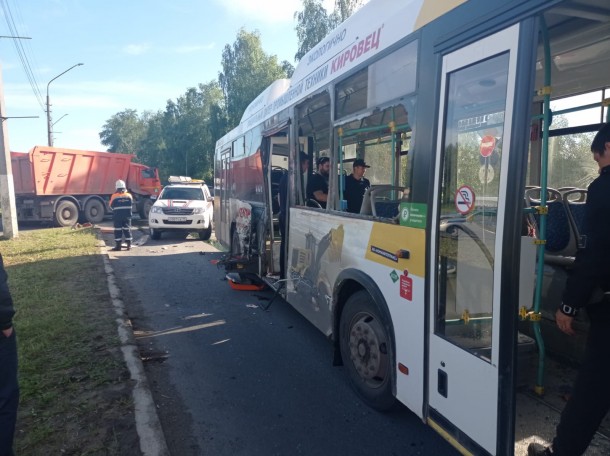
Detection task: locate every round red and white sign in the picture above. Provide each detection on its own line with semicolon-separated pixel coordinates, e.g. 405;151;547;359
455;185;476;215
480;135;496;158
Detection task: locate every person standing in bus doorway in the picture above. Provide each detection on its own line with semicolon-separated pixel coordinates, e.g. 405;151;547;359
344;158;371;213
307;156;330;208
110;180;134;251
528;123;610;456
279;151;310;280
0;253;18;456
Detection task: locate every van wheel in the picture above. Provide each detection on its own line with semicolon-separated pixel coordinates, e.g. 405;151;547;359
84;199;105;224
150;228;161;240
339;290;396;411
55;200;79;227
139;199;153;220
199;226;212;240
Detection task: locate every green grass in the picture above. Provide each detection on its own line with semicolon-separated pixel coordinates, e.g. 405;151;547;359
1;227;137;455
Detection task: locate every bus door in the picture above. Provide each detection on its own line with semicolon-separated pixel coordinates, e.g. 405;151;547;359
218;148;231;245
263;134;290;276
428;24;530;455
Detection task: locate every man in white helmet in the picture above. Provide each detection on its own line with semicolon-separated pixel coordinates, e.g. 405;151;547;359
109;180;133;251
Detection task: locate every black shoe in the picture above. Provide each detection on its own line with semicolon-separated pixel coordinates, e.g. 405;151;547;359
126;241;131;251
111;242;122;251
528;442;552;456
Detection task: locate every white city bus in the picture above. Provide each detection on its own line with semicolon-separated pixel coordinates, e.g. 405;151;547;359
214;0;610;454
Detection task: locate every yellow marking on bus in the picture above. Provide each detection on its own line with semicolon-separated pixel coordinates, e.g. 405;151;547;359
427;418;474;456
414;0;467;31
365;223;425;276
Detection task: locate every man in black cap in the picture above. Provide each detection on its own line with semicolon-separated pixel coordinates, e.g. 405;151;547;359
344;158;371;213
307;156;330;209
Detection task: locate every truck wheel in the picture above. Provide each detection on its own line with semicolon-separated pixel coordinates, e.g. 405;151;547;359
199;225;212;241
150;227;161;240
55;200;79;227
339;290;396;411
84;199;105;224
139;199;153;220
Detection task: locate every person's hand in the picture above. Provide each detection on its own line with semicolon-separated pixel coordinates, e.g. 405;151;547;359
555;310;575;336
2;326;13;338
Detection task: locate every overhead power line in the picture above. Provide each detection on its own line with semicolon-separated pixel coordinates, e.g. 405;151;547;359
0;0;45;111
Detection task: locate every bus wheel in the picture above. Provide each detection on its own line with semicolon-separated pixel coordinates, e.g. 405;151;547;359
55;200;79;227
339;290;396;411
84;199;105;224
231;228;241;256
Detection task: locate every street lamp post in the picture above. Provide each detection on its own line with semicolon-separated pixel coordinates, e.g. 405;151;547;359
46;63;83;146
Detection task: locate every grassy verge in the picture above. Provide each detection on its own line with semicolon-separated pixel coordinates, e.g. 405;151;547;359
1;227;139;455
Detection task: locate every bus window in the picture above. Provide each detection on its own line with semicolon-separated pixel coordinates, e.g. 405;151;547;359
547;131;598;189
369;39;418;106
336;68;368;119
295;91;331;207
436;52;510;359
336;102;413;219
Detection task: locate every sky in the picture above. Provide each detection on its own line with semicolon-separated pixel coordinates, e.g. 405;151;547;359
0;0;337;154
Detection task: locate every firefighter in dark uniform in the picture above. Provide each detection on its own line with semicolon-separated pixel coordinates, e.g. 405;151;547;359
529;123;610;456
110;180;133;251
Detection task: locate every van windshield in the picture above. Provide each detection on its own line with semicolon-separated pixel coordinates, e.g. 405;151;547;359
160;187;204;200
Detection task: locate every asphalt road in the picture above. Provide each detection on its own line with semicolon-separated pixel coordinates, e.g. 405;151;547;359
105;226;458;456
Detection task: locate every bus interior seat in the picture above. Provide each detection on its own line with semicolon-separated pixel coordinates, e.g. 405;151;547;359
366;185;408;220
359;185;398;216
562;188;587;249
525;187;577;265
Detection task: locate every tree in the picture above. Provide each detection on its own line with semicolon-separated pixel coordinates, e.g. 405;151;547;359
99;109;146;154
294;0;363;61
219;29;289;129
159;82;224;181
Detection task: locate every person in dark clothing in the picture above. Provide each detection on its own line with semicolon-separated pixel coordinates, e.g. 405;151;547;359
344;158;371;213
0;253;18;456
110;180;134;251
279;151;309;280
306;156;330;208
528;123;610;456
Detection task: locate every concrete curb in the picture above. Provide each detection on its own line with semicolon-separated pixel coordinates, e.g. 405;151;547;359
98;235;170;456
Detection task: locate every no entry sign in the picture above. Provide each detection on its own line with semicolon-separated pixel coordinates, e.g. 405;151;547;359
480;135;496;158
455;185;475;215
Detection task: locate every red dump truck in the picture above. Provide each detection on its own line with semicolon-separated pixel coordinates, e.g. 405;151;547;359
11;146;161;227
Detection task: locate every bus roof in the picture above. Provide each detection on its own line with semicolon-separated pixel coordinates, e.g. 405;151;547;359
223;0;467;148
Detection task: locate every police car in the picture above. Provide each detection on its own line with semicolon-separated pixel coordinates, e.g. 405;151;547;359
148;176;213;240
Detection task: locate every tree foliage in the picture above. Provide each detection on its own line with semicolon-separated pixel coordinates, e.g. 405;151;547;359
294;0;363;61
219;29;288;128
98;3;362;182
99;109;146;155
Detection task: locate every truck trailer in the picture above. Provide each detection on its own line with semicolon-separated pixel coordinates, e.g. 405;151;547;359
11;146;161;226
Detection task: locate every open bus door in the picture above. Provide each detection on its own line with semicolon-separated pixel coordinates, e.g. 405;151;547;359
427;22;537;455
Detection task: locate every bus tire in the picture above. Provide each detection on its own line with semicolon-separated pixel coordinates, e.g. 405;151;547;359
339;290;396;411
231;227;241;256
55;200;79;227
83;198;105;224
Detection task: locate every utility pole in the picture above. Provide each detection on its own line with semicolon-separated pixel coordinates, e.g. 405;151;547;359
46;63;83;146
0;62;19;239
0;36;37;239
